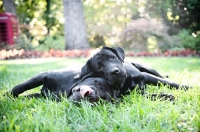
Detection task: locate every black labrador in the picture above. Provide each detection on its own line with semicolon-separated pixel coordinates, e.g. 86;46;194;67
80;47;189;96
6;67;118;103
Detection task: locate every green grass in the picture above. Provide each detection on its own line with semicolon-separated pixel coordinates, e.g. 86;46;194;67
0;57;200;132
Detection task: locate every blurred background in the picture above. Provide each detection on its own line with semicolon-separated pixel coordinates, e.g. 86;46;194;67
0;0;200;53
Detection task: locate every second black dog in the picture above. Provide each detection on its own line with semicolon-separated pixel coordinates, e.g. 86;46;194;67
80;47;189;96
7;66;118;103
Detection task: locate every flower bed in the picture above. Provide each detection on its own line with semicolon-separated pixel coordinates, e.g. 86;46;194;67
0;48;199;60
126;49;200;57
0;49;92;60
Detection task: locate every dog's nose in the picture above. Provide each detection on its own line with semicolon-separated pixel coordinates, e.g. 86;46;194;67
111;67;120;76
80;86;93;98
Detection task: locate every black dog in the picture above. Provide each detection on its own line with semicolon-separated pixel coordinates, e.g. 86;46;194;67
7;67;118;103
80;47;189;96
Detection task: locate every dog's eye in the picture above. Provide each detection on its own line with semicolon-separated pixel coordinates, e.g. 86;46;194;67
98;65;102;71
95;80;100;86
94;80;103;88
109;56;115;60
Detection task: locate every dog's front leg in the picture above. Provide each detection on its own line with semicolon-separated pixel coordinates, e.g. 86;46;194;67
9;72;48;97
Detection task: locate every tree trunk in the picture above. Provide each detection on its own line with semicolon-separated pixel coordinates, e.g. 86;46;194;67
3;0;17;15
45;0;51;35
62;0;89;50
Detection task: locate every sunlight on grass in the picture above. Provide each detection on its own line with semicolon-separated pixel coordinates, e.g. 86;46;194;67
0;57;200;131
0;57;88;65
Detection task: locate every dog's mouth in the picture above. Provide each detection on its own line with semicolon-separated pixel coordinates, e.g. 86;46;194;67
69;86;101;103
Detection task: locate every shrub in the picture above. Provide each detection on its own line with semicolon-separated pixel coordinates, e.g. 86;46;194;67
0;35;33;51
176;29;200;51
36;35;65;51
89;35;106;48
119;18;175;52
14;35;34;50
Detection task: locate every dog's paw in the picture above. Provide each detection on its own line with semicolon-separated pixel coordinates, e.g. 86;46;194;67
148;92;175;102
180;85;191;91
158;92;175;101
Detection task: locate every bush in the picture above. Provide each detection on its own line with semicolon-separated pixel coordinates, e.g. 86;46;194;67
89;35;106;48
0;35;33;51
176;29;200;51
119;18;176;52
36;35;65;51
14;35;34;50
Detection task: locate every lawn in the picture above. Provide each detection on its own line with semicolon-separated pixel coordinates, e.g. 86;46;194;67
0;57;200;132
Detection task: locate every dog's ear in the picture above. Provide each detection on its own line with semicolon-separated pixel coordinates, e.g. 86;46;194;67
80;59;92;78
103;46;125;62
113;47;125;62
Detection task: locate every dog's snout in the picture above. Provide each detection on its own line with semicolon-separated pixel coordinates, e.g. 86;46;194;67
80;86;93;98
111;67;120;75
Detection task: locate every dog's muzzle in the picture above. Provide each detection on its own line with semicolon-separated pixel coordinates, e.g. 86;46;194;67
107;66;126;89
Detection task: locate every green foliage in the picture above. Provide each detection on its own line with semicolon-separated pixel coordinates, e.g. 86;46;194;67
36;35;65;51
0;35;33;51
1;0;200;51
14;35;34;51
160;0;200;35
84;0;137;46
186;0;200;31
0;1;3;13
176;30;200;51
0;57;200;131
14;0;64;48
16;0;63;31
89;35;106;48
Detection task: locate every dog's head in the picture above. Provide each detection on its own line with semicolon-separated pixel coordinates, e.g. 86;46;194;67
68;77;118;103
80;47;127;89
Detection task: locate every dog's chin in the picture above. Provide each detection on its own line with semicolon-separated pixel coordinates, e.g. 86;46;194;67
68;93;81;102
114;82;124;89
108;78;125;89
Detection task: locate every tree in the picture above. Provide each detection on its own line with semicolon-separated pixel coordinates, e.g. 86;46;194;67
152;0;200;35
3;0;17;15
62;0;89;50
14;0;64;48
